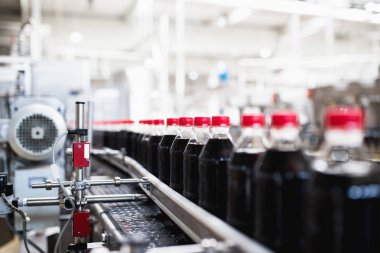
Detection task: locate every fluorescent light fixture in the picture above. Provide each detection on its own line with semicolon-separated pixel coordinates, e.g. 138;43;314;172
259;47;272;58
216;16;227;28
227;7;253;25
69;31;83;43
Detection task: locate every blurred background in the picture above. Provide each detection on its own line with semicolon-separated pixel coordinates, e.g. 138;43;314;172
1;0;380;152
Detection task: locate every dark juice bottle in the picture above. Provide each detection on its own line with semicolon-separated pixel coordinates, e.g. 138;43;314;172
136;120;147;163
103;123;111;148
183;117;211;203
93;121;105;149
307;107;380;253
135;132;143;161
170;117;193;193
103;126;109;148
118;120;131;153
147;119;164;176
158;118;179;184
126;129;135;157
199;116;234;220
254;111;310;253
121;119;134;155
227;114;266;236
140;120;152;168
109;122;119;150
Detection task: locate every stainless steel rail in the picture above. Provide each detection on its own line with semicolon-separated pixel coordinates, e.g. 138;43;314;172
31;178;146;189
100;154;272;253
20;194;147;207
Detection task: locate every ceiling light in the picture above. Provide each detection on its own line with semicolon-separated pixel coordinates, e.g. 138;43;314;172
259;47;272;58
228;8;253;25
69;31;83;43
216;16;227;28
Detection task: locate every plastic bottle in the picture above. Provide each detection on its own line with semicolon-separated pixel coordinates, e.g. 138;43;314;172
140;120;152;168
254;111;310;253
183;117;211;203
136;120;147;165
307;106;380;253
227;114;266;236
170;117;193;193
93;121;105;149
109;120;119;150
147;119;165;176
198;116;234;219
118;120;133;154
158;118;179;184
126;120;136;158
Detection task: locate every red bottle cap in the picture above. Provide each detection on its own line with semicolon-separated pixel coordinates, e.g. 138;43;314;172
110;120;120;125
325;106;364;130
119;119;134;124
145;120;153;125
271;111;299;128
241;114;265;127
139;120;146;124
167;118;179;126
179;117;194;126
194;117;211;127
212;116;230;127
153;119;165;125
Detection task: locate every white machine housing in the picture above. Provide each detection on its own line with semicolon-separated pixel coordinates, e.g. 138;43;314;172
7;96;67;229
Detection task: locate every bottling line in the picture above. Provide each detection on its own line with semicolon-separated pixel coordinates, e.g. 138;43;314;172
0;98;271;253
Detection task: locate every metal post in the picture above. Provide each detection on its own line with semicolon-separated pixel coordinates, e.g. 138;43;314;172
86;101;93;178
75;102;85;211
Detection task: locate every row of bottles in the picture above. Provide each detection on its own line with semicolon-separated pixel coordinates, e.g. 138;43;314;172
95;106;380;253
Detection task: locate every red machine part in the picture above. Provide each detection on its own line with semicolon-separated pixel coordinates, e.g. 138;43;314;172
72;210;91;237
73;142;90;168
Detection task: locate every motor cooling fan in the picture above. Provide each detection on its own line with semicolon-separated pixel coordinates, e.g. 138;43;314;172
8;103;67;161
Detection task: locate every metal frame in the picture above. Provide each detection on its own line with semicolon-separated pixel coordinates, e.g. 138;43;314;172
98;153;272;253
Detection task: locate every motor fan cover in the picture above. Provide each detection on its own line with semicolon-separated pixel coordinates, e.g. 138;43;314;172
8;104;67;161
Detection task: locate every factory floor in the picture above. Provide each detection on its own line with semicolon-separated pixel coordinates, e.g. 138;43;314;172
0;231;48;253
0;236;19;253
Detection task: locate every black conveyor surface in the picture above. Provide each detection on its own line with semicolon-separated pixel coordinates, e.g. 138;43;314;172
89;157;192;249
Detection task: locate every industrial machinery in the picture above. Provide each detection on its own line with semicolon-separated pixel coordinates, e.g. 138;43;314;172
1;101;150;252
1;95;67;228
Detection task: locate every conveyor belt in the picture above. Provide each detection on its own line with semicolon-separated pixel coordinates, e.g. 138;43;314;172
89;157;192;249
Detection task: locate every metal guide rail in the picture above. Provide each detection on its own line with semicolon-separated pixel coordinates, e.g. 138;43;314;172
95;152;272;253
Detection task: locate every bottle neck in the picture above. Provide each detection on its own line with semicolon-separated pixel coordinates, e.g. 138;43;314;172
166;125;179;135
211;126;232;140
178;126;193;139
235;127;266;152
270;127;301;151
193;126;211;144
322;129;367;162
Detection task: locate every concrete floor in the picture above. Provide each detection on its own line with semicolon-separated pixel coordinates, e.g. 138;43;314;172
0;230;49;253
